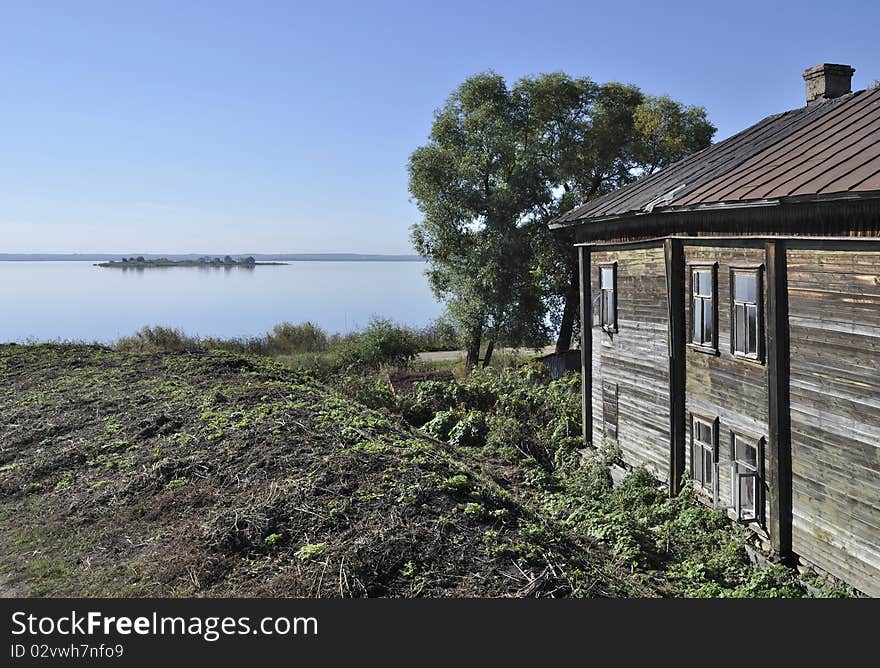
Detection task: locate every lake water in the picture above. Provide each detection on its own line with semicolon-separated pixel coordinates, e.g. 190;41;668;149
0;261;443;343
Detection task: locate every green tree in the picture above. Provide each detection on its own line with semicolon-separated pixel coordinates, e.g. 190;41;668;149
409;73;548;367
520;75;714;350
410;72;715;361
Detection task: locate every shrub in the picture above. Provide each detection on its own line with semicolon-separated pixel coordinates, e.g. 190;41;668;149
115;326;201;353
265;322;328;354
335;318;419;370
448;411;488;448
413;316;460;351
422;410;460;441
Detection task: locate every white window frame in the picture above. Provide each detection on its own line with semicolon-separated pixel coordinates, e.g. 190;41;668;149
599;263;617;333
729;433;764;525
689;264;717;351
730;266;764;362
690;415;718;504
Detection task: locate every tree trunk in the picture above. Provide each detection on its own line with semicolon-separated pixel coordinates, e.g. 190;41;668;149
465;325;482;370
555;274;580;352
482;339;495;367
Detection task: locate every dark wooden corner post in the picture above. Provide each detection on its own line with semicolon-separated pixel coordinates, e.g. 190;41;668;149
578;246;593;444
766;241;793;558
664;238;686;497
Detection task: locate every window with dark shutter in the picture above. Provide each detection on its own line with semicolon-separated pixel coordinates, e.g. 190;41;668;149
602;381;618;441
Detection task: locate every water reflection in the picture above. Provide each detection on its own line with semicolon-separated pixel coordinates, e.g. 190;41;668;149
0;261;438;343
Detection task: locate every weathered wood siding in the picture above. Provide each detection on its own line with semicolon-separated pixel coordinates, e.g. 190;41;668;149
787;249;880;596
591;248;669;478
683;247;770;524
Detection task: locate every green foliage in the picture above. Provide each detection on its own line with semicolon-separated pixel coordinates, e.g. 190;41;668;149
264;532;283;546
113;318;453;364
327;360;825;598
334;317;420;370
264;322;329;353
437;474;471;495
422;410;460;441
294;543;326;561
164;477;188;491
410;71;716;353
115;326;201;353
448;411;488;448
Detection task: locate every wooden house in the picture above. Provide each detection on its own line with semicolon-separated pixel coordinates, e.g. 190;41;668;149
550;64;880;596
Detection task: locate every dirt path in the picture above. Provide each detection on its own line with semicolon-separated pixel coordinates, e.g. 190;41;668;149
417;345;556;362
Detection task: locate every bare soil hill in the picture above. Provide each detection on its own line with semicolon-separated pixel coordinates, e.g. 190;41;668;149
0;345;652;597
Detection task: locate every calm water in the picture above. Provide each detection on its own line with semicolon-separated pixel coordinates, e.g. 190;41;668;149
0;261;442;343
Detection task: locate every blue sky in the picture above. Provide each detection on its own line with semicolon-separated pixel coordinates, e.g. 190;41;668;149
1;0;878;254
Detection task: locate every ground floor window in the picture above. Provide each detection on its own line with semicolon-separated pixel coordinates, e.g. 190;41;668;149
730;433;764;524
690;415;718;502
602;381;619;441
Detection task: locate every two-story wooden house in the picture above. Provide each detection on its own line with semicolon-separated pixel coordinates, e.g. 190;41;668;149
550;64;879;596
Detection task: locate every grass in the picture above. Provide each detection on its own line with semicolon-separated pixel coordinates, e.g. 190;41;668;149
0;343;645;598
0;319;853;598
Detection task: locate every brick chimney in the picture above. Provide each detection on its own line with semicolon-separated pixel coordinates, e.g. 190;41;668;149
803;63;855;105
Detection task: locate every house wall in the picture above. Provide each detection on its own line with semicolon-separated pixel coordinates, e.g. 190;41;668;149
583;239;880;595
683;246;771;527
590;247;669;478
787;248;880;597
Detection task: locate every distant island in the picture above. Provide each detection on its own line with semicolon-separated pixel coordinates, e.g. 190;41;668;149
96;256;286;268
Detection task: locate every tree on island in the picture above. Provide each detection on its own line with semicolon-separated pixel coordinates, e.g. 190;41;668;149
409;71;714;366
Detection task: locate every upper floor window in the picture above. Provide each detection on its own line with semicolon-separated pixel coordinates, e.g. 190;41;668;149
690;265;717;350
731;268;763;361
599;263;617;332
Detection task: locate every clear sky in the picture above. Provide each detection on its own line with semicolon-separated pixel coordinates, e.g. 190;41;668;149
1;0;878;254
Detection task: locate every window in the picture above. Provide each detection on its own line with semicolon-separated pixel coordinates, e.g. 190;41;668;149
731;268;763;361
690;416;718;501
730;434;764;524
690;265;716;350
599;264;617;331
602;381;619;440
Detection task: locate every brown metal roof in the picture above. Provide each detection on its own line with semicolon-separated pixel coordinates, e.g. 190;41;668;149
551;86;880;228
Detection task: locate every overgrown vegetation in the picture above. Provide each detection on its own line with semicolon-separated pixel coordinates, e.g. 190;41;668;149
322;358;849;597
115;317;461;361
0;343;644;598
0;319;852;597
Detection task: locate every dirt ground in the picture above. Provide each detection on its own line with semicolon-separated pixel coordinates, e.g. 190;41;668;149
0;344;651;598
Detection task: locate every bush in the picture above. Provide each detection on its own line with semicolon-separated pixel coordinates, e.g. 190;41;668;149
448;411;488;448
412;316;460;351
422;410;460;441
115;326;201;353
335;318;419;370
265;322;328;354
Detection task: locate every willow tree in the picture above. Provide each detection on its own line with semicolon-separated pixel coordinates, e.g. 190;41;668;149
521;75;716;350
409;73;547;367
409;72;715;362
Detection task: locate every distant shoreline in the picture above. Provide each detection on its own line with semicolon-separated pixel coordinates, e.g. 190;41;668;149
96;260;286;269
0;253;426;262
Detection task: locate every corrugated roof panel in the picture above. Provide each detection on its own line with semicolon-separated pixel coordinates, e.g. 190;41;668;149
678;90;868;204
816;153;880;192
553;86;880;227
734;113;880;199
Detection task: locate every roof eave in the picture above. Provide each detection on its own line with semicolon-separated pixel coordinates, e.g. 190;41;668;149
549;189;880;230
